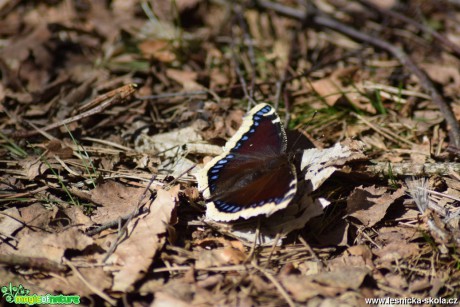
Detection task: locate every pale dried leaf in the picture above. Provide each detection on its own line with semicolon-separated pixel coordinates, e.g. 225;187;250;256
373;242;419;262
151;292;191;307
195;247;246;269
106;186;179;292
378;226;422;243
281;275;340;301
19;203;54;229
385;273;408;290
281;267;370;301
135;126;203;156
217;195;328;246
37;267;112;297
301;140;366;192
421;63;460;85
138;40;176;63
312;267;371;289
13;228;93;262
310;77;343;106
166;69;203;91
90;180;149;224
0;207;23;238
347;186;405;227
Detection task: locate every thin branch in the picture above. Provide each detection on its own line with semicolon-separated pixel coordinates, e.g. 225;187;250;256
252;260;296;307
0;254;67;273
101;175;156;262
236;6;257;99
12;84;137;138
64;258;116;306
357;0;460;57
254;0;460;147
138;90;207;100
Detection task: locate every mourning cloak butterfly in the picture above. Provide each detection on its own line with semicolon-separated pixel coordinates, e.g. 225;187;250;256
197;103;297;221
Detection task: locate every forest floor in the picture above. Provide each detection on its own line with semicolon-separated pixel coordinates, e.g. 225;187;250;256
1;0;460;306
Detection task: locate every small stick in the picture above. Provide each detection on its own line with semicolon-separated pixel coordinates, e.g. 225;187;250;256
102;175;156;263
254;0;460;147
245;217;261;263
0;254;67;273
230;11;257;107
265;232;282;267
357;0;460;57
236;7;257;99
13;84;137;138
138;90;207;100
64;258;116;306
297;235;322;264
352;113;414;146
252;260;296;307
367;162;460;176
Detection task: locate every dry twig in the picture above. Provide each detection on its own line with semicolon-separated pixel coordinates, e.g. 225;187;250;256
12;84;137;138
254;0;460;147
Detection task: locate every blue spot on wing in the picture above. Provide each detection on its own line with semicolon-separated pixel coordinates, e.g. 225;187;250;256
215;201;242;213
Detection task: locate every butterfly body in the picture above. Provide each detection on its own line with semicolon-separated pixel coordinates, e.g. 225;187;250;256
197;103;297;221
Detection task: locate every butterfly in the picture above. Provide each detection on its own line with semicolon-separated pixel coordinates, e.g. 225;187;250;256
197;103;297;221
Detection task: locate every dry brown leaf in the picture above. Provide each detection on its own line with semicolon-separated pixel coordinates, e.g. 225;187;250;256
151;279;219;307
106;186;179;292
0;269;44;296
421;63;460;86
19;158;52;181
302;140;366;192
45;140;74;159
195;247;246;269
135;125;204;156
13;228;93;263
310;77;343;106
63;206;93;229
90;180;149;224
281;275;340;301
211;195;328;246
281;267;370;301
194;237;245;252
346;245;373;267
410;137;430;164
19;203;54;229
347;186;405;227
308;67;359;107
328;254;368;272
166;69;203;91
311;267;371;290
36;267;112;297
408;277;431;292
151;291;191;307
0;207;23;238
385;273;408;290
138;40;176;63
373;242;419;262
378;226;422;244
